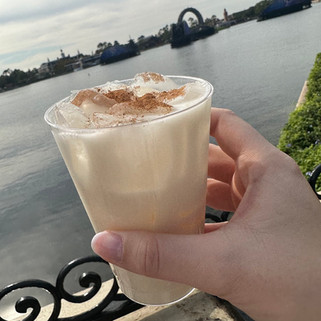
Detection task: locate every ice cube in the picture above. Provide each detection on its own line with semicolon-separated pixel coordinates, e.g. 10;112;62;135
91;112;140;128
132;86;159;97
55;102;90;128
133;72;178;92
71;89;98;107
79;98;113;119
71;89;117;119
92;93;116;107
99;82;128;94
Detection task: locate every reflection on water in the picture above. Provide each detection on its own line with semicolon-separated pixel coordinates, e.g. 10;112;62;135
1;4;321;294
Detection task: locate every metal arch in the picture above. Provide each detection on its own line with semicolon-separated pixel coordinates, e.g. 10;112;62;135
177;7;204;25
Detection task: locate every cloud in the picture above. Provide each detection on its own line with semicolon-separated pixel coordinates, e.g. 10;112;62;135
0;0;256;72
0;0;109;23
0;1;123;69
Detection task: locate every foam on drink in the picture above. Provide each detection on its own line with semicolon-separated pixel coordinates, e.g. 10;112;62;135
54;72;207;129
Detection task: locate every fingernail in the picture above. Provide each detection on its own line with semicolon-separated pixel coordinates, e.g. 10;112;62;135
91;231;123;262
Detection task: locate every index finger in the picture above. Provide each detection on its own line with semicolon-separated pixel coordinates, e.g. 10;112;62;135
210;108;274;161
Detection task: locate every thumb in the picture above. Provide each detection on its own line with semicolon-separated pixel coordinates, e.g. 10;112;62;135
91;228;233;297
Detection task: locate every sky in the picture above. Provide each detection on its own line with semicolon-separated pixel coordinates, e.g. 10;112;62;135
0;0;257;74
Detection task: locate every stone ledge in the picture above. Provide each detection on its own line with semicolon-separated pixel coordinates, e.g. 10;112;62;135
296;80;308;108
116;290;236;321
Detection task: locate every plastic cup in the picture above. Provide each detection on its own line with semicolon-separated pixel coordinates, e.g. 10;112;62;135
44;75;213;305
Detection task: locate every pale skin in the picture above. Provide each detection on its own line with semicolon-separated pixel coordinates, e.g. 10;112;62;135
92;108;321;321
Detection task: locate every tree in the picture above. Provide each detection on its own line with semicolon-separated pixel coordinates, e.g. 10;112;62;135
96;42;108;54
188;17;198;27
2;68;12;76
157;25;171;44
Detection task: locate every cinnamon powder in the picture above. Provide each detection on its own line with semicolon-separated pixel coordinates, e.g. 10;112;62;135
71;78;186;116
139;72;165;83
157;86;186;101
104;89;134;103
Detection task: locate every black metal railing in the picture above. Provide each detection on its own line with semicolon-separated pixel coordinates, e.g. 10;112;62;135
309;164;321;200
0;256;142;321
1;164;320;321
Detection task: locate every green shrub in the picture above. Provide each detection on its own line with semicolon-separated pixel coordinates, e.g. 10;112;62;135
306;52;321;101
278;52;321;192
291;144;321;190
278;99;321;154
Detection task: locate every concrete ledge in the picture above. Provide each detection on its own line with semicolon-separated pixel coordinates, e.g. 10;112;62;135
296;80;308;108
116;290;236;321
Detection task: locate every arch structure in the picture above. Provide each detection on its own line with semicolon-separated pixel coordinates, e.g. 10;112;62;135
177;7;204;25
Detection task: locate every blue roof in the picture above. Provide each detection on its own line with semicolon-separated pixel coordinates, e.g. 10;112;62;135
263;0;309;13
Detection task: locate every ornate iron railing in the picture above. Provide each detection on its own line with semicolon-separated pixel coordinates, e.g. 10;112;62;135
309;163;321;199
1;165;320;321
0;256;143;321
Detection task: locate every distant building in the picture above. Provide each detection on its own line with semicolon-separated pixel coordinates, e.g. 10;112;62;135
38;59;55;78
100;40;140;64
38;62;50;75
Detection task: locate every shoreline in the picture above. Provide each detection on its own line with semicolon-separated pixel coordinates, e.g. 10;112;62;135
296;80;308;107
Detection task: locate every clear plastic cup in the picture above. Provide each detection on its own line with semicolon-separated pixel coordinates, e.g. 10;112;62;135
44;75;213;305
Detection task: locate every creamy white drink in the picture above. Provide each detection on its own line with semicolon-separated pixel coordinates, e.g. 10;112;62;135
44;73;213;305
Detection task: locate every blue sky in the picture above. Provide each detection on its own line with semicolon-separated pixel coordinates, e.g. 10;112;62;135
0;0;256;73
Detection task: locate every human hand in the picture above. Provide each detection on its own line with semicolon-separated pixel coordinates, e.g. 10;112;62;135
92;108;321;321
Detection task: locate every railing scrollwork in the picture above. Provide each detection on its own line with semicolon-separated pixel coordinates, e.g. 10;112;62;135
0;256;142;321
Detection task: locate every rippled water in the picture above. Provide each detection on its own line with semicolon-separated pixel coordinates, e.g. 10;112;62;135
1;3;321;301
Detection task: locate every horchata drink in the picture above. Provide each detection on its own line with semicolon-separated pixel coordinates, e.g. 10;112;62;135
44;72;213;305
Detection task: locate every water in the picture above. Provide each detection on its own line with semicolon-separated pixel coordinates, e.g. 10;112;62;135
1;3;321;308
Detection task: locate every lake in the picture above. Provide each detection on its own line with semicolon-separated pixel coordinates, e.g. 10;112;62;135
1;2;321;307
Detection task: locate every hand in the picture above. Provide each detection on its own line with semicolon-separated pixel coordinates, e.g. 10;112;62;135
92;108;321;321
